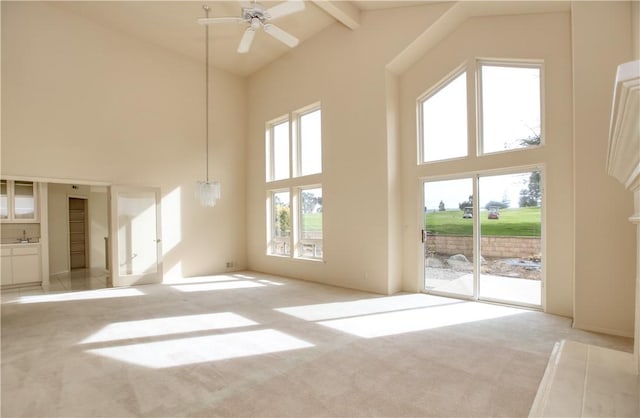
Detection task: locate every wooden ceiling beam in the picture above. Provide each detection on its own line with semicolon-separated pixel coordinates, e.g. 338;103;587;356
311;1;361;30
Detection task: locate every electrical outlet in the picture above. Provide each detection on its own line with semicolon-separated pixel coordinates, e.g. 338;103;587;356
226;261;235;268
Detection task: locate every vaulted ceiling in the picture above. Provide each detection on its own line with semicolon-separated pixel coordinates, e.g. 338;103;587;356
49;1;434;77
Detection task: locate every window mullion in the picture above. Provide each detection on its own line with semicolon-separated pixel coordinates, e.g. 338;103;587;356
289;112;295;179
268;126;274;182
292;186;299;258
469;61;479;157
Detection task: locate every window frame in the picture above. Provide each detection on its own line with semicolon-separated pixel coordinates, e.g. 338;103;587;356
417;65;469;165
293;104;322;178
266;115;291;183
296;185;323;260
268;189;292;257
476;59;544;156
265;103;324;261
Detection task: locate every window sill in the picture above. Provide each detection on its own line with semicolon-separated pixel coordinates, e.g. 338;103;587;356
266;253;325;264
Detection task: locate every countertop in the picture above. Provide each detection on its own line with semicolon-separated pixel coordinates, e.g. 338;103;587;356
0;242;41;248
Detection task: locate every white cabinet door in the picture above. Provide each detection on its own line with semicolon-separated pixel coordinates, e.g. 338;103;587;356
1;255;12;285
12;254;41;284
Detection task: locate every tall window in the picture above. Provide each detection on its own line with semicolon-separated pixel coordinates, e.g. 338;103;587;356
479;62;542;154
266;104;323;260
418;71;468;163
418;61;543;162
299;187;323;258
298;109;322;176
270;190;291;256
268;119;290;181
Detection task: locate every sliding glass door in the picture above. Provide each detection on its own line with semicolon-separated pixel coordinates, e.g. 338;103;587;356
423;178;475;299
423;169;543;308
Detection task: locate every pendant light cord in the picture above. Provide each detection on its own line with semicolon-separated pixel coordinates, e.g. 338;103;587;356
204;4;210;183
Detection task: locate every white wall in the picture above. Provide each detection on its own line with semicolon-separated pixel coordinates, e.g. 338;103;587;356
2;2;247;280
633;1;640;60
571;2;636;337
246;3;453;294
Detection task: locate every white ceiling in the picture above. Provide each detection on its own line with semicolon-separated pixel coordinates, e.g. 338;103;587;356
48;1;434;77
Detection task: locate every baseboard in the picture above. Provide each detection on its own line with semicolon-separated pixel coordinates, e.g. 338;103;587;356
572;320;634;338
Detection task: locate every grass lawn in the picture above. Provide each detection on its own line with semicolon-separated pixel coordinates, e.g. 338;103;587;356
425;207;541;236
302;213;323;231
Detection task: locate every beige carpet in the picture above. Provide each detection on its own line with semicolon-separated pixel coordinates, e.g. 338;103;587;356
1;271;632;417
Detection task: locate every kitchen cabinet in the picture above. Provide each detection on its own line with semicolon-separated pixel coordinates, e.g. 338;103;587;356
1;248;12;286
0;244;41;286
0;179;38;223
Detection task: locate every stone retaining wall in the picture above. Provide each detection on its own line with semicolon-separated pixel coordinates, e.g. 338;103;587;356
426;234;541;259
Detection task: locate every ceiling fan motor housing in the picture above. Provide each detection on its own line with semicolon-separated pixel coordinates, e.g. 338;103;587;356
242;6;268;23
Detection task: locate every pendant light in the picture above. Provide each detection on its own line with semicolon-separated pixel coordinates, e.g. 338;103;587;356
196;4;221;207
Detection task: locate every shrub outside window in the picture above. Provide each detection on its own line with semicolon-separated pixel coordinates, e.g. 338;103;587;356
270;190;291;256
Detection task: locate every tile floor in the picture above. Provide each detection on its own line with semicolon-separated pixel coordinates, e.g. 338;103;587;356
530;340;639;417
1;268;108;303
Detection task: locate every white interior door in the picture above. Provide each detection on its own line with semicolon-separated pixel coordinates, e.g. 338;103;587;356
109;186;162;287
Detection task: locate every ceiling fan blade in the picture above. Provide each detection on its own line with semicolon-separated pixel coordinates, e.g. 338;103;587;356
198;17;244;25
237;27;256;54
265;1;305;20
263;23;299;48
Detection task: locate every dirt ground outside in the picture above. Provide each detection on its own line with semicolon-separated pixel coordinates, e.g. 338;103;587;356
425;253;541;281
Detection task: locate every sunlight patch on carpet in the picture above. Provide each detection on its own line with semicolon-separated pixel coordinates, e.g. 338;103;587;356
86;329;314;368
276;293;461;321
318;302;526;338
14;288;144;304
170;280;265;292
80;312;258;344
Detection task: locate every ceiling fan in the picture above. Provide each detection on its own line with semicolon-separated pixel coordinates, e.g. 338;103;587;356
198;1;305;54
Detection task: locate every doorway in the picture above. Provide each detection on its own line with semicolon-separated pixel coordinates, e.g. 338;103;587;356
68;197;88;270
109;186;163;287
422;169;543;308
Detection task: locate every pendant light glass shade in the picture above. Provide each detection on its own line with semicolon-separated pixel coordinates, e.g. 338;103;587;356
196;4;220;208
196;180;221;207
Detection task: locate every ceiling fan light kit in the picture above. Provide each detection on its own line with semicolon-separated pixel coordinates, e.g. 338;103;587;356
198;0;305;54
195;1;303;207
196;4;221;208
